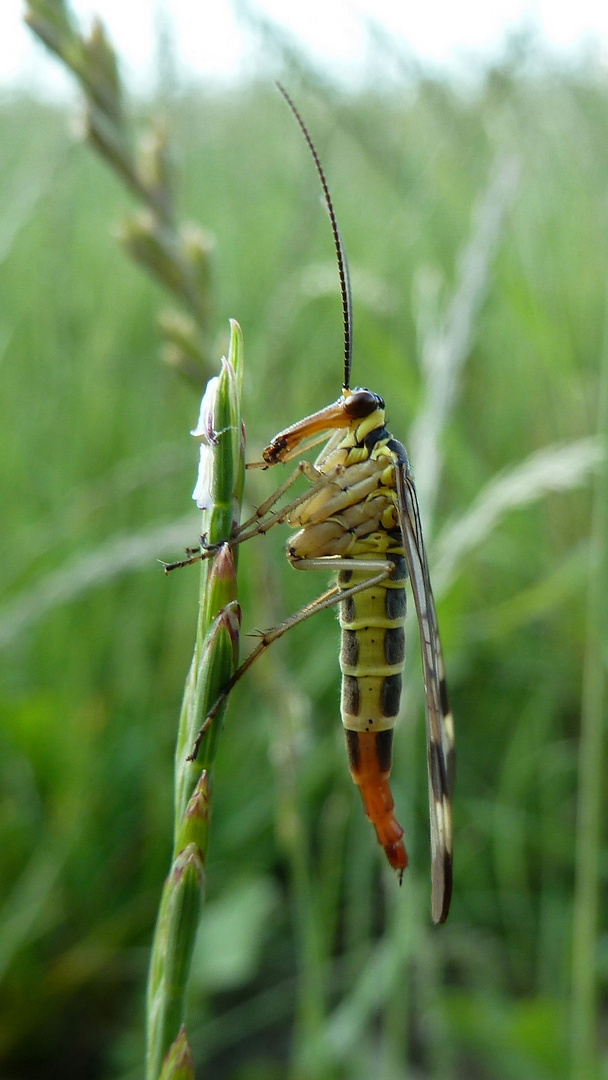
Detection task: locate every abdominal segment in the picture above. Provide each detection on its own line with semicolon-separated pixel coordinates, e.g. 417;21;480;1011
339;562;408;874
345;728;408;875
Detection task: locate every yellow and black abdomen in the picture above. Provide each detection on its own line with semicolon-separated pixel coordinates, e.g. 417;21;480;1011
339;539;409;875
339;551;407;732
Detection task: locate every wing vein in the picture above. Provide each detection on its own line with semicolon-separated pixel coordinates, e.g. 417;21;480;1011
396;465;455;924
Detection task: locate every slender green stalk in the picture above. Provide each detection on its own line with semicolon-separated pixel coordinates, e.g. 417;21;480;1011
570;321;608;1078
146;321;245;1080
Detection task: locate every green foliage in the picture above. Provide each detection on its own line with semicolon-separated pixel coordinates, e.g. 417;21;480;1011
0;45;606;1080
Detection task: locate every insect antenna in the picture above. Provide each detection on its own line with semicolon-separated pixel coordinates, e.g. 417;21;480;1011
276;82;353;391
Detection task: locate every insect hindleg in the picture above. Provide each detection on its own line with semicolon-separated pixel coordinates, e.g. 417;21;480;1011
187;557;395;761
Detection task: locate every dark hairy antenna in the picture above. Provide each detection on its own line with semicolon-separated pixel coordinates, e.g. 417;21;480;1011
276;82;353;391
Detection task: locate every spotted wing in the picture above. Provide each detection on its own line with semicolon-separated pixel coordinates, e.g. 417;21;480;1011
395;465;455;924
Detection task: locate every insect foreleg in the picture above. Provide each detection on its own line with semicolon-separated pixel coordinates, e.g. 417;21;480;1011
162;548;212;572
164;462;342;573
233;460;325;543
187;559;395;761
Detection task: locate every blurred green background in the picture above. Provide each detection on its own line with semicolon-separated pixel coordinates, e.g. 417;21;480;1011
0;19;606;1080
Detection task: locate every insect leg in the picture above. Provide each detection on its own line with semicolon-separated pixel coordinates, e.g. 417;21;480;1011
187;558;394;761
164;461;343;572
234;460;328;542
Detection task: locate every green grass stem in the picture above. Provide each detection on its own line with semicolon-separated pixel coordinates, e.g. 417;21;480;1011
146;322;245;1080
570;309;608;1079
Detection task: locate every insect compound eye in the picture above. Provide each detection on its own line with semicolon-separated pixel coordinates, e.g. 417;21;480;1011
343;388;385;419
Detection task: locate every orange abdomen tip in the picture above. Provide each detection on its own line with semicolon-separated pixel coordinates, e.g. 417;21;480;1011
345;729;408;875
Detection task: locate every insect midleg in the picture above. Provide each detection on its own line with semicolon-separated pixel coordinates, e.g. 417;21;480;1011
187;559;394;761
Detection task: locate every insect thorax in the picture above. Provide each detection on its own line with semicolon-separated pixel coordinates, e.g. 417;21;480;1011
286;412;409;562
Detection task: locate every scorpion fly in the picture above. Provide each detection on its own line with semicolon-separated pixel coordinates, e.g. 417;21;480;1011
171;85;455;923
